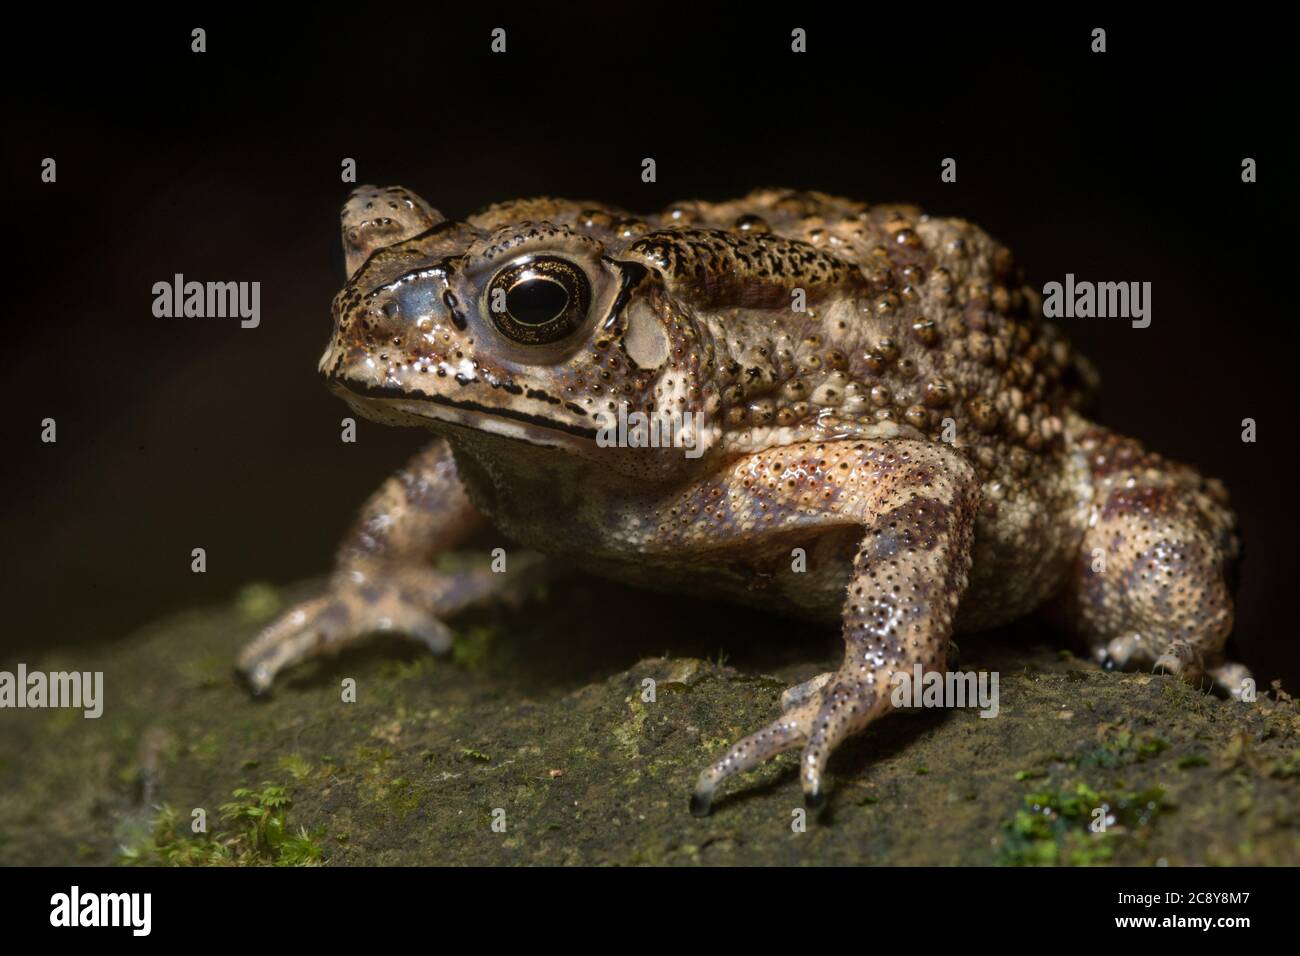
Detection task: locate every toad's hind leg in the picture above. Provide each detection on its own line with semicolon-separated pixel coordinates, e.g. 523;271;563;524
690;440;979;814
1064;425;1251;697
236;439;544;694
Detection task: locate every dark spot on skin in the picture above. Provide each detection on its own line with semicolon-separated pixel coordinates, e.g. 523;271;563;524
1102;486;1176;521
316;603;351;631
871;530;901;559
863;498;950;559
442;290;468;331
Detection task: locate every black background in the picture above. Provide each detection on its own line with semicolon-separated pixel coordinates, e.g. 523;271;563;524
3;7;1296;688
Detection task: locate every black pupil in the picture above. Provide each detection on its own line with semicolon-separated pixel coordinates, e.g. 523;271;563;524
507;277;569;325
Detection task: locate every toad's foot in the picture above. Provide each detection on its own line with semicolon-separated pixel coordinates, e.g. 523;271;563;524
236;558;544;694
688;440;979;816
1068;425;1251;700
780;671;833;711
236;438;546;694
1098;634;1254;699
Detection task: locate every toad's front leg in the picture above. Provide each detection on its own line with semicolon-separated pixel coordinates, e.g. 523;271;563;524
685;440;980;815
237;439;544;694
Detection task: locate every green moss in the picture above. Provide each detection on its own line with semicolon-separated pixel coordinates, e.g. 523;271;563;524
451;625;500;672
120;784;325;866
276;754;313;782
380;656;436;682
370;777;421;822
999;783;1169;866
1269;750;1300;779
236;582;282;623
1078;725;1172;769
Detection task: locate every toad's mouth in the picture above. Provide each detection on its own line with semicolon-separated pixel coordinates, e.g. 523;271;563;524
332;378;601;448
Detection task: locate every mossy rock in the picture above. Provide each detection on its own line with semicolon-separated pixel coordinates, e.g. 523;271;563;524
1;575;1296;865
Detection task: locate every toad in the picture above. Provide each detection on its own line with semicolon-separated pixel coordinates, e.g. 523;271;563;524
237;186;1249;814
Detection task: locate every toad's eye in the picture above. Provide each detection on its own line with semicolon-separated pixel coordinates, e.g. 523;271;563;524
485;256;592;345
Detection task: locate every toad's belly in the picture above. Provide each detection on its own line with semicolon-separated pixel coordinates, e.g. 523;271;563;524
560;525;860;623
557;510;1075;634
454;438;1082;634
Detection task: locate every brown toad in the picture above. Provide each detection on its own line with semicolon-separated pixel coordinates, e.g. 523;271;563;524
237;185;1250;814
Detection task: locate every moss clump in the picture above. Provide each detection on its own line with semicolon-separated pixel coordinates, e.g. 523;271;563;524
999;783;1168;866
276;754;313;782
120;784;325;866
452;624;501;671
1077;725;1171;769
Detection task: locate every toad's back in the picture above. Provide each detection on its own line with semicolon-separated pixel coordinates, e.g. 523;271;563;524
465;188;1097;479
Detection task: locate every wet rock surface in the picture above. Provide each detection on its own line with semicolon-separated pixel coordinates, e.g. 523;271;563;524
1;576;1296;866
